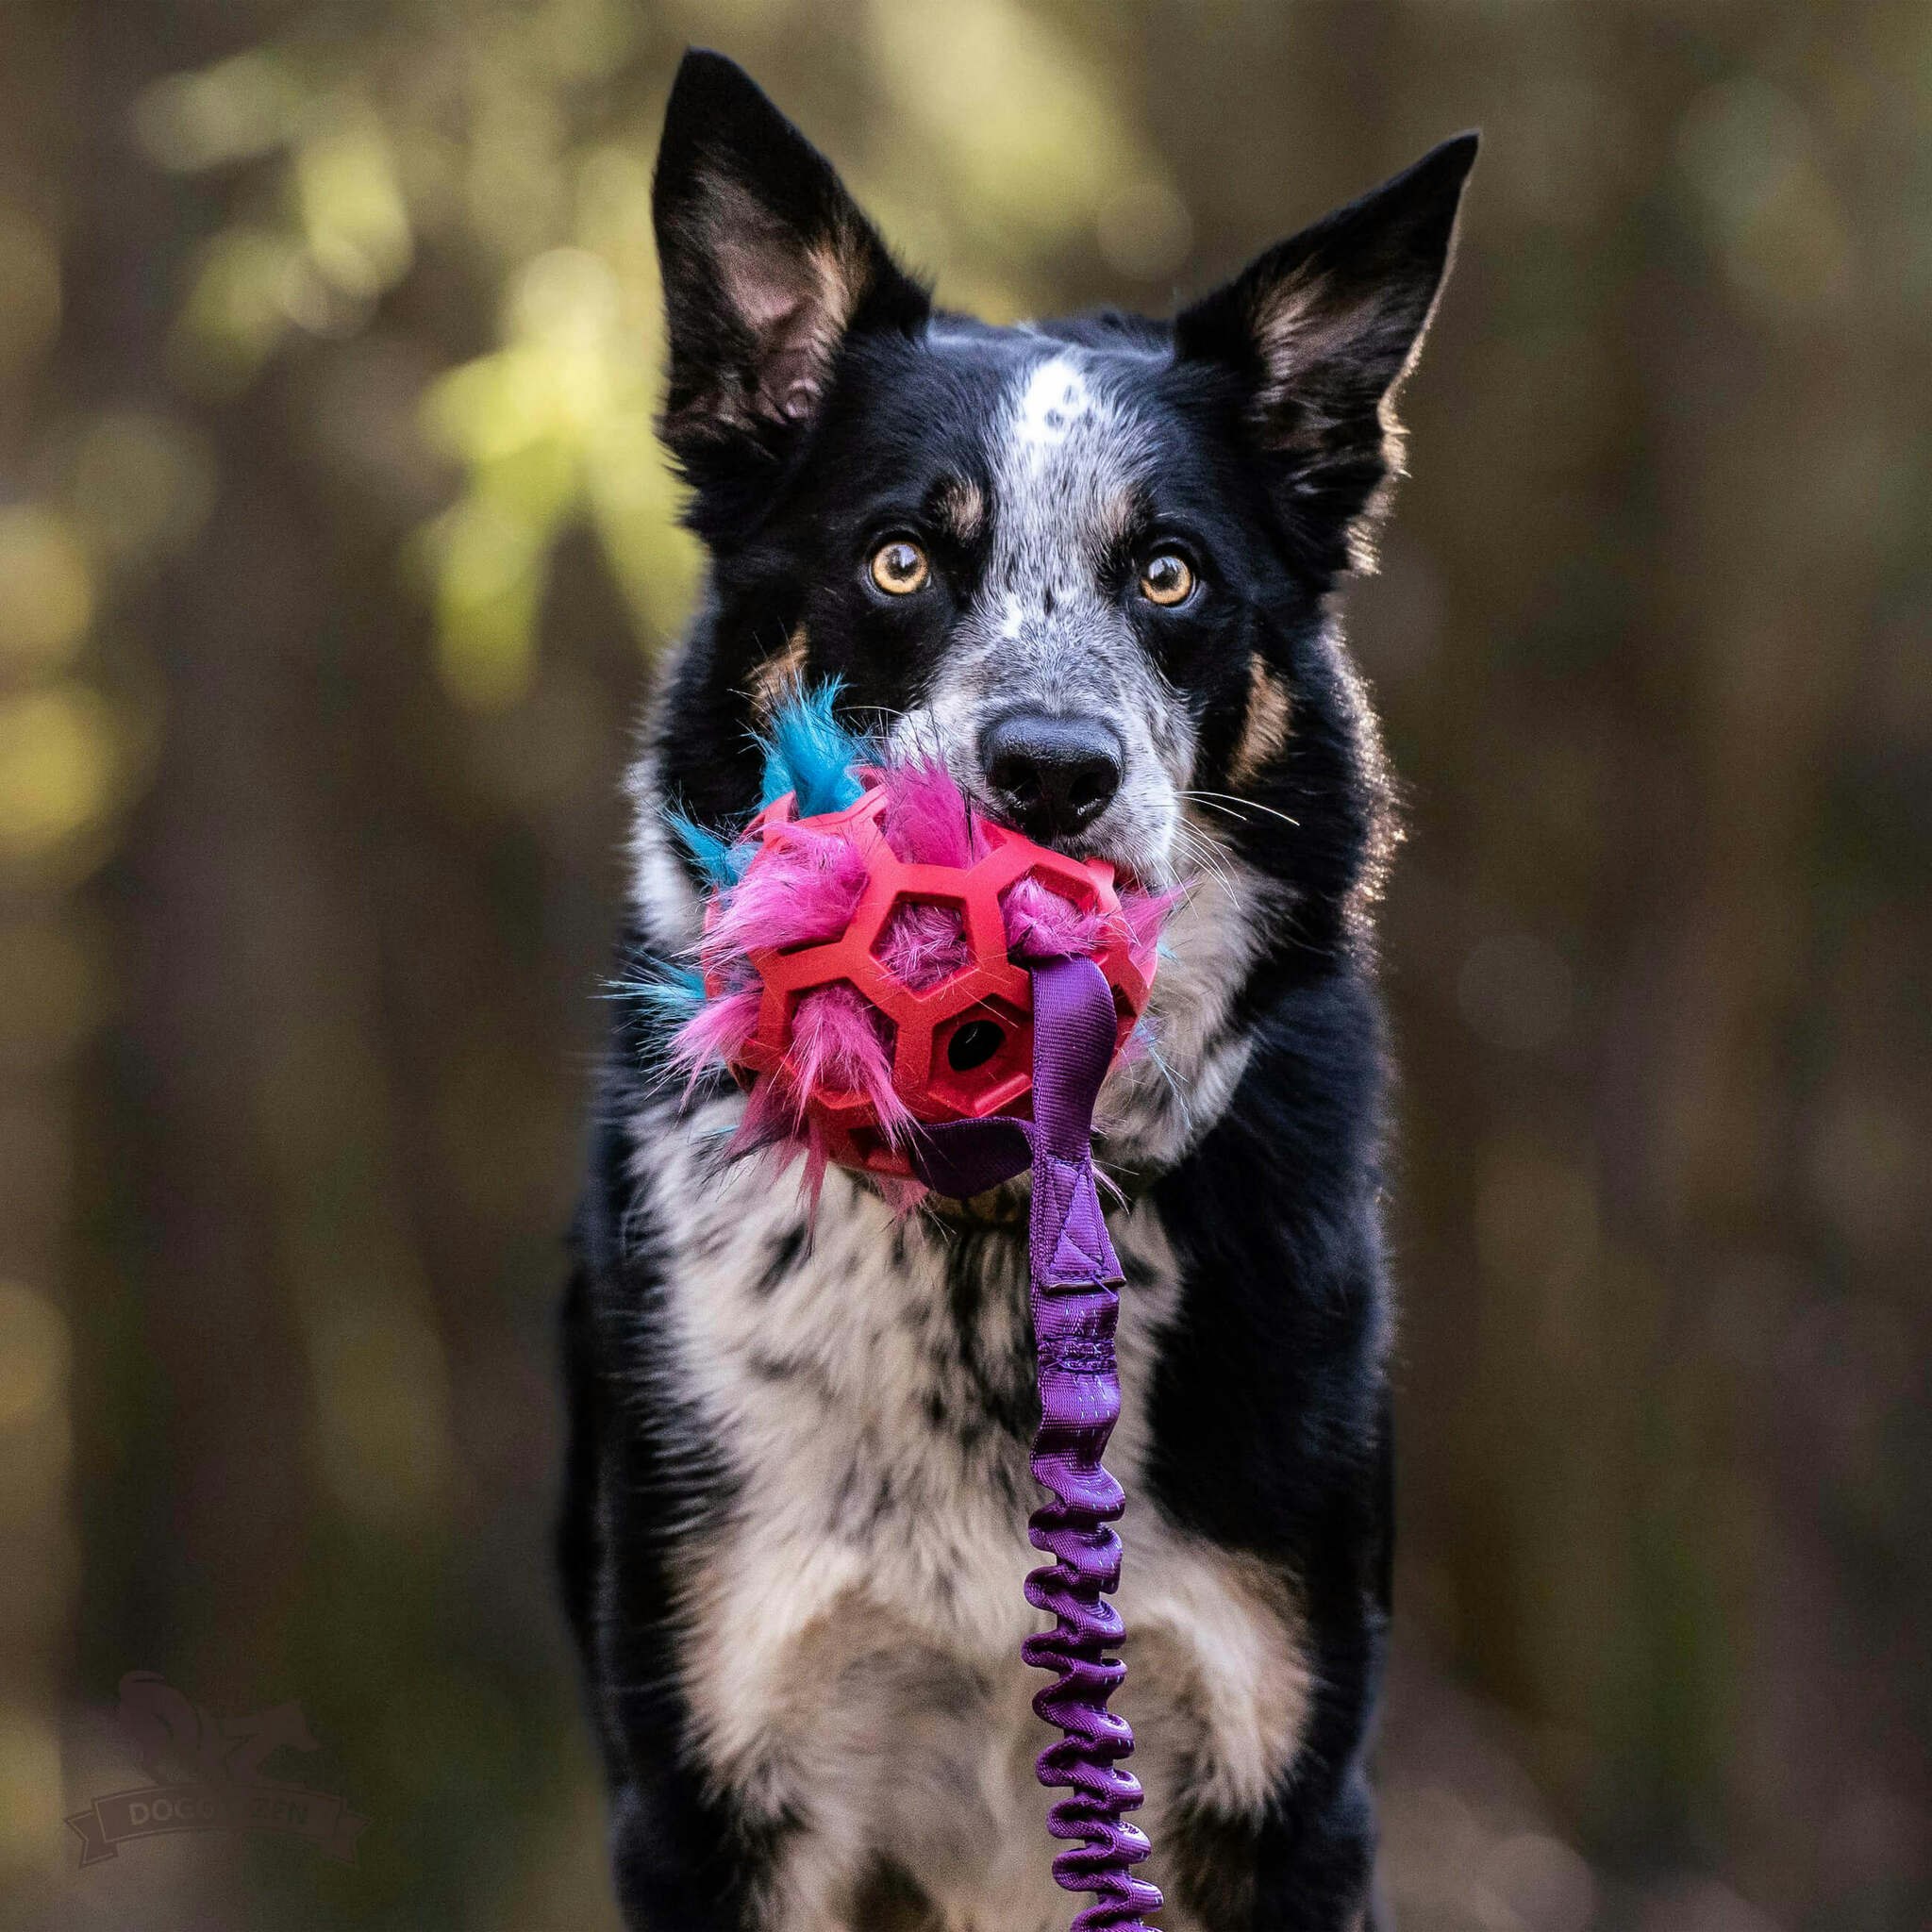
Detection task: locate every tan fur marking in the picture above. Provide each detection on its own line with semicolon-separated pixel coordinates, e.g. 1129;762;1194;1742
1094;484;1140;555
935;475;986;544
750;625;810;724
1245;256;1450;571
1227;653;1292;788
1334;644;1403;947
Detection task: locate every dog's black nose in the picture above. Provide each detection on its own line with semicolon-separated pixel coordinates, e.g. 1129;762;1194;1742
980;710;1124;842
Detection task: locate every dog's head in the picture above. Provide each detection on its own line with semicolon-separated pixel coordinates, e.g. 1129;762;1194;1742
634;51;1473;1159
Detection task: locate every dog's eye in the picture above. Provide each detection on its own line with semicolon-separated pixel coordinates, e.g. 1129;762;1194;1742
869;540;930;596
1139;553;1195;607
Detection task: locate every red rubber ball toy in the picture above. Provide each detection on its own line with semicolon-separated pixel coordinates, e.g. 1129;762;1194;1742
700;773;1161;1179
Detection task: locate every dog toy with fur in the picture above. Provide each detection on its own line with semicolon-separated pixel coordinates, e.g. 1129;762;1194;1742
659;687;1168;1931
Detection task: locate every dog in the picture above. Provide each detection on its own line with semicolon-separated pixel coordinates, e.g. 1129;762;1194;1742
559;48;1474;1931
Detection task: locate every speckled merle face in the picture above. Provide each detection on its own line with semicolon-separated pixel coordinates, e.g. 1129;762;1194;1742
747;324;1254;886
649;52;1472;965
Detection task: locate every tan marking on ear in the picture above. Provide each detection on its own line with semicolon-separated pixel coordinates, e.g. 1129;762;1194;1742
672;184;878;436
934;475;986;544
1247;258;1444;572
1253;265;1345;407
1227;653;1292;788
779;225;875;417
748;625;809;724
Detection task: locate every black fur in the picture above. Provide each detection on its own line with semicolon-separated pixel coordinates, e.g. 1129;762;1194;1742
562;48;1474;1931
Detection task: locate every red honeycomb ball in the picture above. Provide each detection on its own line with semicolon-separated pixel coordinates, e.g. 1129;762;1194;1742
704;777;1159;1178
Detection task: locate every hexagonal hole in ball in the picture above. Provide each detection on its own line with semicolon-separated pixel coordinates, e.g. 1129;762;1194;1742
945;1017;1006;1073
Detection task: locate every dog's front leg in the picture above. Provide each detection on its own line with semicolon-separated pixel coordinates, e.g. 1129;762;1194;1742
1247;1755;1383;1932
561;1246;778;1929
604;1762;769;1931
595;1535;784;1931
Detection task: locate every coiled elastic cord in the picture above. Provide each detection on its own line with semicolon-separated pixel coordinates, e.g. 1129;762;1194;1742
909;956;1162;1930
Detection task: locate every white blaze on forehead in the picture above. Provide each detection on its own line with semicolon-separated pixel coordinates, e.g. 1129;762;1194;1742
990;349;1148;586
1011;352;1096;450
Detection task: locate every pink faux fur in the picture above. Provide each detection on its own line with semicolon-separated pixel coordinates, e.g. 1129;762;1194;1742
877;900;973;991
1001;873;1108;961
671;984;761;1085
705;822;869;961
878;756;982;869
786;982;909;1135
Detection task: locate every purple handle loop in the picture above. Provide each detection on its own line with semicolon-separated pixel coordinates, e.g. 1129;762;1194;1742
909;958;1163;1931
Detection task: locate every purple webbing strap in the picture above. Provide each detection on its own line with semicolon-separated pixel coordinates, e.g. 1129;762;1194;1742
909;957;1163;1931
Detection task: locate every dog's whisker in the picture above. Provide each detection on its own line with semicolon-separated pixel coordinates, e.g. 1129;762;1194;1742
1180;790;1302;829
1183;796;1255;827
1138;1033;1192;1135
1164;824;1215;879
1170;821;1237;899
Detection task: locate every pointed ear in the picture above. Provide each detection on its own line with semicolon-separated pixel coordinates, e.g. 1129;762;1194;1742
652;51;928;507
1174;133;1477;575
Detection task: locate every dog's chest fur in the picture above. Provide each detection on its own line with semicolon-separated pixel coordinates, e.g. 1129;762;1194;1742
637;1099;1311;1928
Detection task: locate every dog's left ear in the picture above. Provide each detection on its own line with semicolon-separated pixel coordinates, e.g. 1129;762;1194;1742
653;50;929;525
1175;133;1477;575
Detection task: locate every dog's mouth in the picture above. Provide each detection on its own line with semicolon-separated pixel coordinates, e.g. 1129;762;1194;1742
958;788;1153;893
1074;837;1152;896
886;710;1181;895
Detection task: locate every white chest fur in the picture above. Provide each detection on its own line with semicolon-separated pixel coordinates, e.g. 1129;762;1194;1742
637;1103;1312;1930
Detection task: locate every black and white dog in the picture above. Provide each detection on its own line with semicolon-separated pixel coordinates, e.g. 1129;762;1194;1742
560;49;1474;1932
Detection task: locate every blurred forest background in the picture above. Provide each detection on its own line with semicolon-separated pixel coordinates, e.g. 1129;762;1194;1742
2;1;1927;1928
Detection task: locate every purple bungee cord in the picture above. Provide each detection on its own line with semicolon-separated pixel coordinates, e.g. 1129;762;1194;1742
909;955;1163;1931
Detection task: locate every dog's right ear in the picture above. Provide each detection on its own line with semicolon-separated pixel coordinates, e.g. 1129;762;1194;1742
653;51;928;525
1175;133;1477;577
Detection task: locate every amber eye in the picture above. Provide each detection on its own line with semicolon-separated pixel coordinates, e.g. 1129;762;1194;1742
1139;552;1195;607
869;539;930;596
